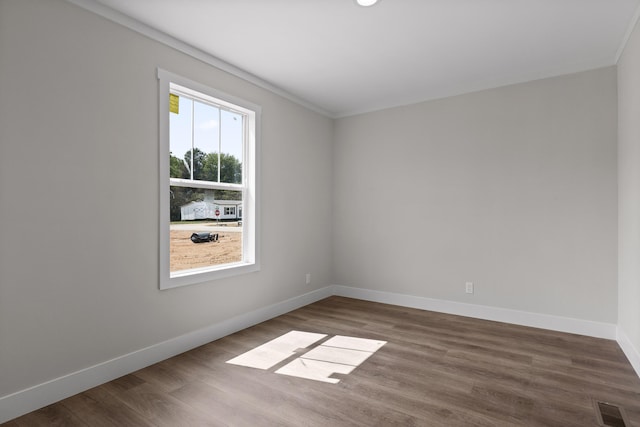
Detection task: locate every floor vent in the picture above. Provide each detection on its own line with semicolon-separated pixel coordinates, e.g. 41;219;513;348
595;401;628;427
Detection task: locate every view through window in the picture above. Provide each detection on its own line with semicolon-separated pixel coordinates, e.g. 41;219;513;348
169;92;244;272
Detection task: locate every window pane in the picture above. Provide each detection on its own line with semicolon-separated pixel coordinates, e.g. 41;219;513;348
169;96;193;179
169;186;243;273
193;101;220;182
220;110;243;184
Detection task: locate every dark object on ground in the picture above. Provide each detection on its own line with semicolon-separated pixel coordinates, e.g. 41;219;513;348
190;232;219;243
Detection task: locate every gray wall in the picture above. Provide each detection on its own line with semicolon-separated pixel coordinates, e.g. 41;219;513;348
333;67;618;322
0;0;333;397
618;18;640;358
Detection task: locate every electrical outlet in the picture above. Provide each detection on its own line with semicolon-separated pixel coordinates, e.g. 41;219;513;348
305;273;311;285
465;282;474;294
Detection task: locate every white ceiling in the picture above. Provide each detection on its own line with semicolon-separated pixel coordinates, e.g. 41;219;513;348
83;0;639;117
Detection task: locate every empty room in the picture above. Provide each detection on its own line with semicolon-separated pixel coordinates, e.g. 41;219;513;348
2;0;640;425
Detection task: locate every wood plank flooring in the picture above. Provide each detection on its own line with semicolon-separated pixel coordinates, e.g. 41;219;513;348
4;296;640;426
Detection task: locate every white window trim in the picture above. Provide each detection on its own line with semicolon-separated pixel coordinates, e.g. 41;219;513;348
158;68;261;290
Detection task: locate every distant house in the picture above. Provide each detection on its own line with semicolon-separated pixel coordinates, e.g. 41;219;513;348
180;200;242;221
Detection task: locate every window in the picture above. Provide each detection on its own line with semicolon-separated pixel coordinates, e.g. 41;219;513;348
158;69;260;289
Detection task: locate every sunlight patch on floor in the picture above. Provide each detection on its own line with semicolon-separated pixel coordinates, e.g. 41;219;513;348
226;330;327;370
226;331;386;383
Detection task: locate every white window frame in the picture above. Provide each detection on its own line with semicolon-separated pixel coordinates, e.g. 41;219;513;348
158;68;260;290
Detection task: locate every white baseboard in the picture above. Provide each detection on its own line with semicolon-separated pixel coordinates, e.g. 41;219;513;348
331;285;618;340
617;327;640;378
0;286;333;424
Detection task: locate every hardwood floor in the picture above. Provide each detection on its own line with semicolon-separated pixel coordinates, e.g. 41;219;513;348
4;296;640;426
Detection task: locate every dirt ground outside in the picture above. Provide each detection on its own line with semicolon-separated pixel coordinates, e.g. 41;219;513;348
170;225;242;272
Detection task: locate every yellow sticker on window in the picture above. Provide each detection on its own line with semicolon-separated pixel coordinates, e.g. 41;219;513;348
169;93;179;114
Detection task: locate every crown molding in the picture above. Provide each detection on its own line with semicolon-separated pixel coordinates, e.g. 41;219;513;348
64;0;334;118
